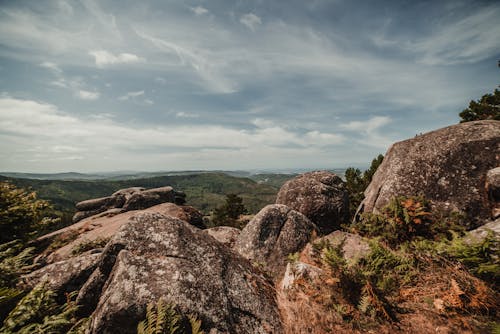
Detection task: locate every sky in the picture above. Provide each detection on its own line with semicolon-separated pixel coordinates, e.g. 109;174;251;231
0;0;499;173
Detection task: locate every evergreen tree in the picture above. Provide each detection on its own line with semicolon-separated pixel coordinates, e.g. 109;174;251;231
212;194;247;228
459;89;500;122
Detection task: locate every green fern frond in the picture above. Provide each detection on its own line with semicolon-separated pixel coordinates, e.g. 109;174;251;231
188;314;204;334
137;299;204;334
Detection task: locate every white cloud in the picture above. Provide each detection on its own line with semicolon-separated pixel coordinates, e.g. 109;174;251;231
176;111;198;118
0;97;345;171
89;50;144;67
76;90;100;100
190;6;209;16
341;116;391;132
240;13;261;31
39;61;62;73
341;116;393;148
118;90;145;101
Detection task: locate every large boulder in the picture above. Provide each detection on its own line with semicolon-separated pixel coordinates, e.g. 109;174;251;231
77;212;283;334
234;204;318;278
360;120;500;229
275;171;349;234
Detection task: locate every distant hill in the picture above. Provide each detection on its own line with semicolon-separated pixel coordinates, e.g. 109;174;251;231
0;172;296;219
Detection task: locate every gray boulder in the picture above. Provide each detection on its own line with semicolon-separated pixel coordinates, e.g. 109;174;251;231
73;186;182;223
122;186;175;211
204;226;241;247
276;171;349;234
234;204;317;278
77;212;283;334
360;120;500;229
21;252;100;298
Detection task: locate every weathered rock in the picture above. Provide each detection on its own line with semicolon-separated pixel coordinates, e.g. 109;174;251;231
204;226;241;247
275;171;349;234
280;261;323;290
75;196;124;212
72;186;182;223
21;252;100;298
466;218;500;243
111;187;145;200
486;167;500;219
78;212;283;334
301;230;371;265
122;186;175;211
234;204;317;278
361;120;500;229
41;203;205;265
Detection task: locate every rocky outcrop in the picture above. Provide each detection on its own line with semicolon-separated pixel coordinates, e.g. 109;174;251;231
275;171;349;234
77;212;283;334
234;204;317;278
72;186;187;223
204;226;241;247
360;120;500;229
38;203;205;264
21;252;100;298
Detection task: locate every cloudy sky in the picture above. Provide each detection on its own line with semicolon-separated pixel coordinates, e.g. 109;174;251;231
0;0;499;173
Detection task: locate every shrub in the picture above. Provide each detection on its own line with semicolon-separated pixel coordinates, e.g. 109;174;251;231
351;196;463;247
345;154;384;219
0;182;59;244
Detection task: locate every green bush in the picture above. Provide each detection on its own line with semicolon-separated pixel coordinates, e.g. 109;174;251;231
412;231;499;285
345;154;383;219
351;196;464;247
0;182;59;244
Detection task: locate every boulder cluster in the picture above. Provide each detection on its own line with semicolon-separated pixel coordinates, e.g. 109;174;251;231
22;120;499;333
72;186;187;223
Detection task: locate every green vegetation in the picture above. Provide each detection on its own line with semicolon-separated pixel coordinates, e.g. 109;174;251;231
0;181;60;244
137;299;204;334
350;196;464;247
1;285;83;334
71;237;111;255
412;231;499;286
459;88;500;122
345;154;384;219
211;194;248;228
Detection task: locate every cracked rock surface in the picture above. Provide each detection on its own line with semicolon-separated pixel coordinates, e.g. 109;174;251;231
77;212;282;334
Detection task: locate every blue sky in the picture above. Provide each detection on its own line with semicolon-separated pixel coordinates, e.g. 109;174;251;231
0;0;499;173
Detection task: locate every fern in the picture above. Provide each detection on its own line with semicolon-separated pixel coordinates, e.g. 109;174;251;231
0;243;35;287
1;285;80;334
187;315;204;334
137;299;204;334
